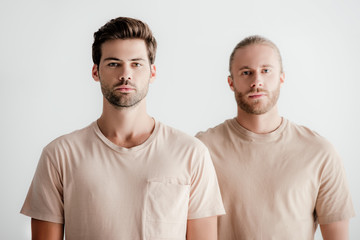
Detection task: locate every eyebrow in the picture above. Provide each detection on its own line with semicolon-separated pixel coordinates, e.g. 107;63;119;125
238;66;251;71
103;57;147;62
130;58;146;62
238;64;274;70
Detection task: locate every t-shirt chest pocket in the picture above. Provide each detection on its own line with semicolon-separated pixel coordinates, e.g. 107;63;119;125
145;178;190;239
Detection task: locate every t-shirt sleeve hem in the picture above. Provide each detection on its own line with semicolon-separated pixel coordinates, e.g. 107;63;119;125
318;211;355;224
20;209;64;224
187;208;226;220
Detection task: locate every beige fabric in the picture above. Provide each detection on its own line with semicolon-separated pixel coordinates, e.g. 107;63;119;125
196;118;354;240
21;121;225;240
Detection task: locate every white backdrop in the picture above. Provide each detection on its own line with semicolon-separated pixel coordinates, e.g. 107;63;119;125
1;0;359;239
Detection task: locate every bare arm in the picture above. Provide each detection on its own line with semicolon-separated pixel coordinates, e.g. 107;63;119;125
31;218;64;240
320;220;349;240
186;216;217;240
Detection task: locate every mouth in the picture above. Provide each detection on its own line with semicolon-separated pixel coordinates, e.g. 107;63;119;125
248;92;266;99
114;85;135;92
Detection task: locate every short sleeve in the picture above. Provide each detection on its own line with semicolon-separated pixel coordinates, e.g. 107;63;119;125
315;147;355;224
20;147;64;223
187;146;225;219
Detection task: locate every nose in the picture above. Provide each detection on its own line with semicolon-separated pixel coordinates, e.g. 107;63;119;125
250;71;263;88
119;66;132;81
120;76;131;81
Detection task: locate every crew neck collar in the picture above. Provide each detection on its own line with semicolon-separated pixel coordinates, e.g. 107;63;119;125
92;119;160;153
228;117;287;142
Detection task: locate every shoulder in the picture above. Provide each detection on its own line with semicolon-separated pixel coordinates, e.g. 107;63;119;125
157;122;208;152
287;120;331;144
195;119;231;143
286;120;337;154
43;122;95;153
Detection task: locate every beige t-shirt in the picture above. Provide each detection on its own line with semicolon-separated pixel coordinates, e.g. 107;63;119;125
196;118;354;240
21;121;225;240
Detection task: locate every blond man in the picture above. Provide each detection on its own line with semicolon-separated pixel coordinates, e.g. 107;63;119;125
197;35;354;240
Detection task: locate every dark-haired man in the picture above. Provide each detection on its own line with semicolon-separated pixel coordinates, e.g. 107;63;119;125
196;35;354;240
21;17;225;240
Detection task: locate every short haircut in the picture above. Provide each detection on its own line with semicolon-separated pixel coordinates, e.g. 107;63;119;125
229;35;283;75
92;17;157;66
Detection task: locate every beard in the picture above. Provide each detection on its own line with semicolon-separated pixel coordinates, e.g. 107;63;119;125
100;78;149;108
234;84;281;115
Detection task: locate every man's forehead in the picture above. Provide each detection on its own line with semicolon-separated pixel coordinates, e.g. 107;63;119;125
101;39;147;52
235;44;277;56
233;44;280;66
100;39;149;61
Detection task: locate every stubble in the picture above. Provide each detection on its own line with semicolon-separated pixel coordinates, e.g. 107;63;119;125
234;84;281;115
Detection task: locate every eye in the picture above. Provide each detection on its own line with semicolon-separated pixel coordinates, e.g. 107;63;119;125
262;68;271;73
242;71;251;76
108;62;119;67
132;62;142;67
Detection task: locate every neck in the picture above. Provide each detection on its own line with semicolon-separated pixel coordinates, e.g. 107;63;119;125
236;106;282;134
97;98;155;148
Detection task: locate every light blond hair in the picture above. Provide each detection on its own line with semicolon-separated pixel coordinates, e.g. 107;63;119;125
229;35;283;75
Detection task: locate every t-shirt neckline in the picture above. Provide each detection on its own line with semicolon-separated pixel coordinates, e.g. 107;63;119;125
228;117;287;142
92;119;160;153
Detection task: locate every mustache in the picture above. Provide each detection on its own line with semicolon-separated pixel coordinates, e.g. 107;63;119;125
113;79;136;88
247;88;268;94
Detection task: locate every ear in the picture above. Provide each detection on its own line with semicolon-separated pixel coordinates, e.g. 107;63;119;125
228;75;235;91
92;64;100;82
149;64;156;83
279;72;285;86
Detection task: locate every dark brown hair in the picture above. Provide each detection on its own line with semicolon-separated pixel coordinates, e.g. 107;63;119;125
92;17;157;66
